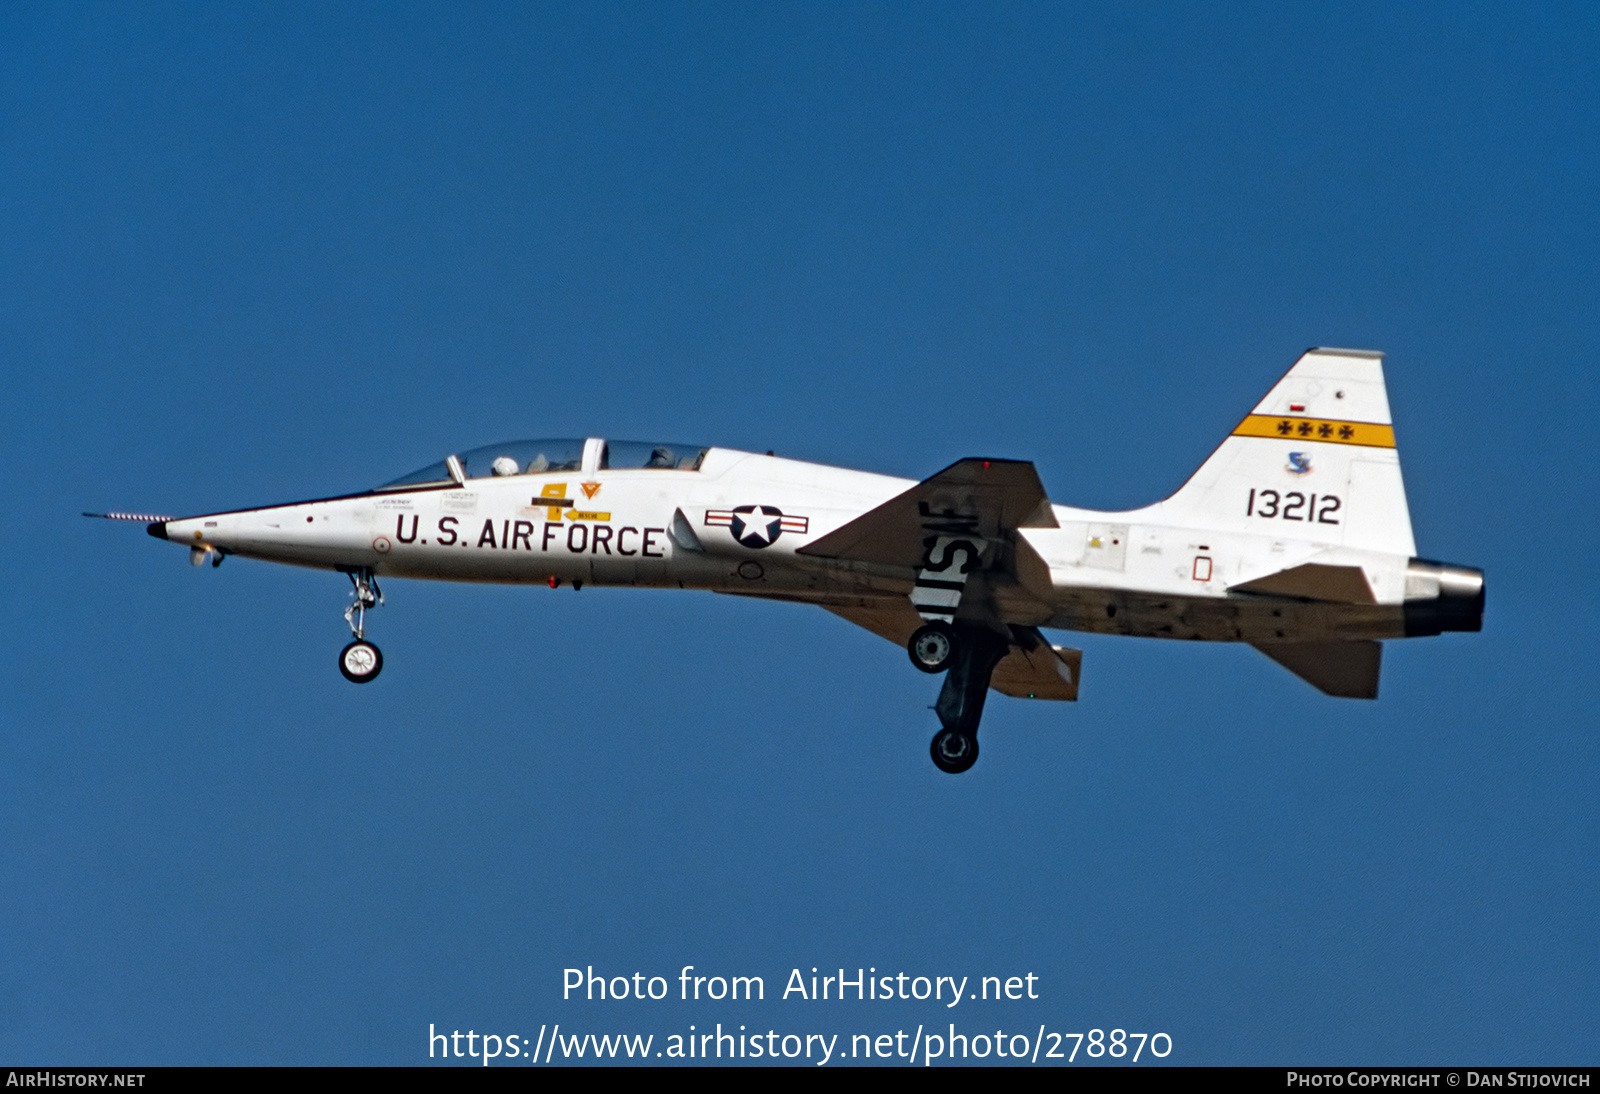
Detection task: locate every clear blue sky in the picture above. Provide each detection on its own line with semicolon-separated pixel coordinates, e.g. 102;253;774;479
2;2;1595;1065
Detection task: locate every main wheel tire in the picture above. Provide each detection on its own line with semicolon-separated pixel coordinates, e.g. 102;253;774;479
907;622;958;674
930;728;978;773
339;639;383;683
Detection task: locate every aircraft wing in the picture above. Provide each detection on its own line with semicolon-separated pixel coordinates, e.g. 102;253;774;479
797;457;1058;569
820;600;1080;702
988;641;1081;701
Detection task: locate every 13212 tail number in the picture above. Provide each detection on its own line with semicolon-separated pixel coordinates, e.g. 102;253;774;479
1246;489;1340;524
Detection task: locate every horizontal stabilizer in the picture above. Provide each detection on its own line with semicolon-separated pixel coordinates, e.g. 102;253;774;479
798;458;1056;569
1251;640;1382;699
1231;563;1375;604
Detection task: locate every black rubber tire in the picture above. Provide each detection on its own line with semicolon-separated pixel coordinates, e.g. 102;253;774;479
907;621;958;674
339;639;383;683
930;728;978;774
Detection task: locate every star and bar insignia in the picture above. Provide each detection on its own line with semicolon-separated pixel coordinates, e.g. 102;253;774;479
704;505;809;549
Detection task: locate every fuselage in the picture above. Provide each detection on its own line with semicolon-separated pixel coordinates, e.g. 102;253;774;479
152;439;1478;647
126;348;1487;771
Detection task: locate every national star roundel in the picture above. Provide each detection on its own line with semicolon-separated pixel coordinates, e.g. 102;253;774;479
704;505;810;549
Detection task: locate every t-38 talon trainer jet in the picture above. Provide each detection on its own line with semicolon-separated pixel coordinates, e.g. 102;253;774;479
91;348;1482;773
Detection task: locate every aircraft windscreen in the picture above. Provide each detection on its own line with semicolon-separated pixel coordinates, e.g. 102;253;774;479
379;438;708;488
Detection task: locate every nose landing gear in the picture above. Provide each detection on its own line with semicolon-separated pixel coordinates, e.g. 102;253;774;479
338;568;384;683
339;639;383;683
922;623;1009;774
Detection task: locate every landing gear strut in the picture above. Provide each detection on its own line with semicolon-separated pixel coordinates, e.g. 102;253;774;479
926;623;1009;774
338;568;384;683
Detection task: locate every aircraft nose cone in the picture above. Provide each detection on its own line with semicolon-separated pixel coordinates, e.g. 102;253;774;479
147;521;169;540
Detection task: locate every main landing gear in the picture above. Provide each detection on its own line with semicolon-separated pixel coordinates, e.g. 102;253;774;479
338;567;384;683
907;621;956;673
909;622;1010;775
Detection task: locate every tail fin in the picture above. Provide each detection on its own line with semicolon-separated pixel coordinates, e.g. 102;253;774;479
1158;348;1416;557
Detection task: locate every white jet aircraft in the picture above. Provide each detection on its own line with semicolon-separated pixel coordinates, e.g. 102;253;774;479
92;349;1482;772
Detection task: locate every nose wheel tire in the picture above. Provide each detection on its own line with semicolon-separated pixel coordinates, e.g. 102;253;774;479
339;640;383;683
930;728;978;774
908;622;958;674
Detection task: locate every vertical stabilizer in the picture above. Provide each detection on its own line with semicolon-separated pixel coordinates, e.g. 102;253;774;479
1158;348;1416;557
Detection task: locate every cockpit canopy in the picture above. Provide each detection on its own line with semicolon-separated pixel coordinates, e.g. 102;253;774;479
380;438;709;488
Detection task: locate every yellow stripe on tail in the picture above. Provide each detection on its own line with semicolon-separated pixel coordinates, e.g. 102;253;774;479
1231;414;1396;448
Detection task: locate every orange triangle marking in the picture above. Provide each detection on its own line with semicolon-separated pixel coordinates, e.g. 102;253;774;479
581;482;601;499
